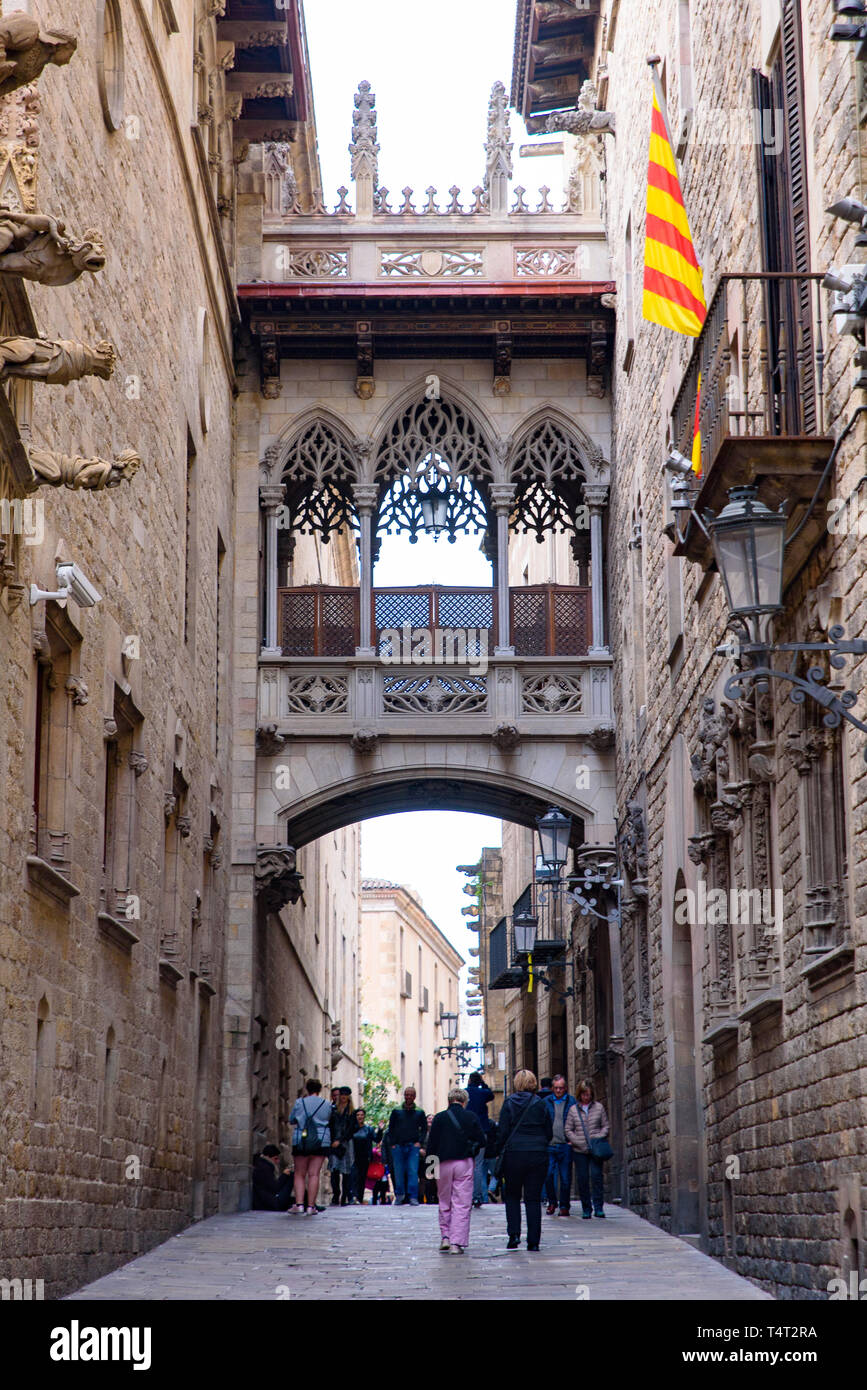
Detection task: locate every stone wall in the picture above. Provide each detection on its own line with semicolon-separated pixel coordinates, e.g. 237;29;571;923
0;0;237;1296
598;0;867;1294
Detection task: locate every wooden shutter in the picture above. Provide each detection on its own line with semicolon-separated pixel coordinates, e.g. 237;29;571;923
752;0;815;434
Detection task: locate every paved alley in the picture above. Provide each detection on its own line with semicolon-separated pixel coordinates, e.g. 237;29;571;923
66;1203;771;1302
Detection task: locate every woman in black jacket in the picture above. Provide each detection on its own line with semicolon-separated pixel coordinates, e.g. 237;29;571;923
328;1088;358;1205
495;1069;554;1251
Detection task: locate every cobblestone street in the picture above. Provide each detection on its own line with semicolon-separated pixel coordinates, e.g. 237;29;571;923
67;1204;771;1302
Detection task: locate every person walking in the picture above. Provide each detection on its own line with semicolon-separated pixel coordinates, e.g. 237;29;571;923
495;1069;553;1251
252;1144;293;1211
328;1086;358;1205
545;1074;578;1217
289;1079;332;1215
386;1086;427;1205
565;1078;611;1219
466;1072;494;1208
425;1086;485;1254
351;1108;375;1203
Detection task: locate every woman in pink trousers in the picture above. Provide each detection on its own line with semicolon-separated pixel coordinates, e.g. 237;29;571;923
424;1086;486;1254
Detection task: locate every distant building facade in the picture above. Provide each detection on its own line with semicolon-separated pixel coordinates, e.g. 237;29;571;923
361;879;464;1113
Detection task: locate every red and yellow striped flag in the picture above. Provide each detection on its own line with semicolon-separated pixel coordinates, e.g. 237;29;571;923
642;89;706;338
691;370;702;477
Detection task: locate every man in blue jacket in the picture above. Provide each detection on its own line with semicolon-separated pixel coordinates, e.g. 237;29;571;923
466;1072;494;1207
545;1075;577;1216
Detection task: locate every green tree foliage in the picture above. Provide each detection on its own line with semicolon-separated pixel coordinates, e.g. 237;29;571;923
360;1023;402;1128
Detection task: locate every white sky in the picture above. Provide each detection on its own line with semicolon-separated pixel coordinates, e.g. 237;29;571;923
304;0;565;212
303;1;546;1034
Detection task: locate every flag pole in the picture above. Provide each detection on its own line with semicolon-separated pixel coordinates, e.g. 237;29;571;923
646;55;680;173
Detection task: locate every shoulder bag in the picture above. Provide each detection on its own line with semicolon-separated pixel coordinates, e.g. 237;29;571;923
294;1098;327;1156
577;1105;613;1162
445;1107;482;1159
491;1096;540;1180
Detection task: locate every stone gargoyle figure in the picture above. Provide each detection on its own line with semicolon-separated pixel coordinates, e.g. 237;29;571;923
27;445;140;491
0;13;76;98
0;209;105;285
527;80;615;137
0;335;115;383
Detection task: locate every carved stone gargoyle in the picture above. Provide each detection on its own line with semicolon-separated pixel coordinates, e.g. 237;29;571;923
527;82;615;138
0;335;115;383
0;14;76;99
0;210;105;285
25;445;140;492
255;845;304;915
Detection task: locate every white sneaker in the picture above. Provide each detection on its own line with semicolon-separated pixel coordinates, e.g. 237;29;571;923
439;1239;451;1252
450;1244;465;1255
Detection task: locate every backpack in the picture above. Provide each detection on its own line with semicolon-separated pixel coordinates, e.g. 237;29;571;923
294;1098;327;1156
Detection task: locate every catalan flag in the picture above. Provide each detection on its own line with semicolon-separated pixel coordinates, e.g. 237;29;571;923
642;85;706;338
691;370;702;477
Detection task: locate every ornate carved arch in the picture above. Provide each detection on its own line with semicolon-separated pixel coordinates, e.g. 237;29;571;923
507;410;608;543
276;414;360;541
373;393;494;544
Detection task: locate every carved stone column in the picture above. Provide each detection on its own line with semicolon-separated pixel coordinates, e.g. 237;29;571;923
352;481;378;657
584;484;609;655
490;482;515;656
259;481;285;656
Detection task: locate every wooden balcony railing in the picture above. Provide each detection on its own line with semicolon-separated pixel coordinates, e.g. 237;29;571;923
278;583;592;658
670;273;834;579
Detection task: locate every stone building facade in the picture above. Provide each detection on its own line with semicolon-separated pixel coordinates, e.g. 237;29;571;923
360;879;464;1113
509;0;867;1297
0;0;360;1297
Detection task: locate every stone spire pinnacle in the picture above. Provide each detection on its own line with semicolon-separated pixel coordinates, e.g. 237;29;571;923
484;80;512;215
349;79;379;217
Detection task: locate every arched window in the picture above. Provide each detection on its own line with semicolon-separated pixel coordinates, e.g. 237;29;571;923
34;997;54;1123
97;0;125;132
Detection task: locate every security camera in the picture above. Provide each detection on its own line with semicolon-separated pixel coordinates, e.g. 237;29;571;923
828;197;867;236
31;560;102;609
664;447;693;476
823;263;867;335
56;562;102;607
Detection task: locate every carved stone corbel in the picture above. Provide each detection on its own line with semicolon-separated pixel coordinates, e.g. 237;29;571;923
255;845;303;914
587;724;614;752
492;723;521;752
164;793;177;821
129;751;148;777
65;674;88;706
177;815;192;839
350;728;379;754
256;723;287;757
355;321;374;399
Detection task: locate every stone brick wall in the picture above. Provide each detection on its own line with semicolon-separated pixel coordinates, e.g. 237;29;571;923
0;1;237;1296
598;0;866;1294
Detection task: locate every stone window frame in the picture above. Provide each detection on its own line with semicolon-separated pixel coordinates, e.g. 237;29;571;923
97;687;145;950
27;604;85;907
33;990;56;1126
788;715;852;968
675;0;695;159
96;0;125;133
100;1024;119;1140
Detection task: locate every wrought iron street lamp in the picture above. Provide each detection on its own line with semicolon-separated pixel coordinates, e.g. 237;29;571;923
418;467;451;537
670;469;867;755
536;806;572;871
439;1010;458;1043
707;487;787;636
513;909;539;956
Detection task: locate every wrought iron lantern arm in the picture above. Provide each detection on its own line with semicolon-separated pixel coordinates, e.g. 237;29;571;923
721;624;867;758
